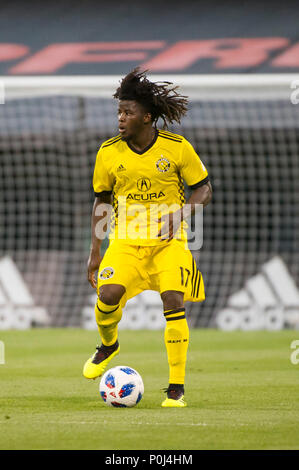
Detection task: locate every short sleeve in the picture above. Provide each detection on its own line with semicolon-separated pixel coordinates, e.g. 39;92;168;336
179;139;209;189
93;147;114;196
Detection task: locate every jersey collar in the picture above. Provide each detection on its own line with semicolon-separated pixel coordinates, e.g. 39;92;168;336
126;129;158;155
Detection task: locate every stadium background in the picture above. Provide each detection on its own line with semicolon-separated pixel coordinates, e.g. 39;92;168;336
0;0;298;330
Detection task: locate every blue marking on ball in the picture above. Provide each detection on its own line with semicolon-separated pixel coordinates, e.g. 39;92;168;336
120;367;137;375
105;372;115;388
118;382;135;398
136;392;142;404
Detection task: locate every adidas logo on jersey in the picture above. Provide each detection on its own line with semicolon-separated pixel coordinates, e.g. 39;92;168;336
216;256;299;331
117;164;126;172
0;256;49;329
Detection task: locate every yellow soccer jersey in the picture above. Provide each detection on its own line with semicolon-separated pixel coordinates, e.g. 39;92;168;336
93;129;209;246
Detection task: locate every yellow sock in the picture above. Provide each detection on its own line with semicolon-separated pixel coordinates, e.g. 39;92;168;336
164;308;189;385
95;298;122;346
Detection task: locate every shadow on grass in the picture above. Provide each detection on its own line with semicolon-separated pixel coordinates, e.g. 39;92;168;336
0;395;165;412
0;395;102;411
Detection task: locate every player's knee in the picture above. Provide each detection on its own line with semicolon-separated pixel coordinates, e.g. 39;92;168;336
161;290;184;311
99;284;125;305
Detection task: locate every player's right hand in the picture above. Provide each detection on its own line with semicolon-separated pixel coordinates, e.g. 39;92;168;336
87;251;102;289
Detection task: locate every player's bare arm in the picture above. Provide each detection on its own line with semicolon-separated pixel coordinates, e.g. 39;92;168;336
157;181;212;240
87;194;112;289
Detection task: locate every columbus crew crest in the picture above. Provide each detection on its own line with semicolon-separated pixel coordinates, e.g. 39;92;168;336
156;157;170;173
99;267;115;280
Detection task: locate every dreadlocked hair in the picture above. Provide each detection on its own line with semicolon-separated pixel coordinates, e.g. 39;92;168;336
113;68;188;129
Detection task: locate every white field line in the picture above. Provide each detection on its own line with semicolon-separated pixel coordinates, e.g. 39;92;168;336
47;421;209;426
0;419;209;427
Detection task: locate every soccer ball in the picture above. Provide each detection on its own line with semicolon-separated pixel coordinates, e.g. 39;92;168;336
99;366;144;407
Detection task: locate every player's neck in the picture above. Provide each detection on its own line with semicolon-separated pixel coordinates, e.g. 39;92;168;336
128;127;156;153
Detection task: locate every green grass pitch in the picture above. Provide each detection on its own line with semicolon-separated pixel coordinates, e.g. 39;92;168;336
0;328;299;450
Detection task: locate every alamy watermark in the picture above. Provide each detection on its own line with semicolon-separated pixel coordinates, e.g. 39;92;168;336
0;340;5;365
94;199;204;250
290;340;299;365
290;80;299;104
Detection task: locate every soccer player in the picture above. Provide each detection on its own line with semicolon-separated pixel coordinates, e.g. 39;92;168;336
83;69;212;407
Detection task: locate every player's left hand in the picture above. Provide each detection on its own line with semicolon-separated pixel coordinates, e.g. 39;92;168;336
87;251;102;289
156;210;183;241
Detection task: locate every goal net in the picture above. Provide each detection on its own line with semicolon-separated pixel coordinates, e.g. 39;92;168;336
0;75;298;330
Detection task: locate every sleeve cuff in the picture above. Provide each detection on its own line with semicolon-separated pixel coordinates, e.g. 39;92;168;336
94;190;112;197
188;176;209;190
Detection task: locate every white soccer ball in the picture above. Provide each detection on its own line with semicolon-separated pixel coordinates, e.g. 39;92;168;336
99;366;144;408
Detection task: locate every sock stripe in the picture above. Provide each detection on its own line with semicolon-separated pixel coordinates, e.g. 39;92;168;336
165;311;186;321
164;307;185;317
96;303;120;314
165;315;186;322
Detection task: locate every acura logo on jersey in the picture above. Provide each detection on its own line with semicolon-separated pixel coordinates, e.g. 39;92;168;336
156;157;170;173
127;191;165;201
137;178;151;192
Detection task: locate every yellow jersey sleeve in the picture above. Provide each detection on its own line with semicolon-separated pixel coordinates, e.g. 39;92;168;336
93;147;114;196
179;139;209;188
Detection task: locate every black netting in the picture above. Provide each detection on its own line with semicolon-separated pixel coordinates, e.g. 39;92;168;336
0;95;298;327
